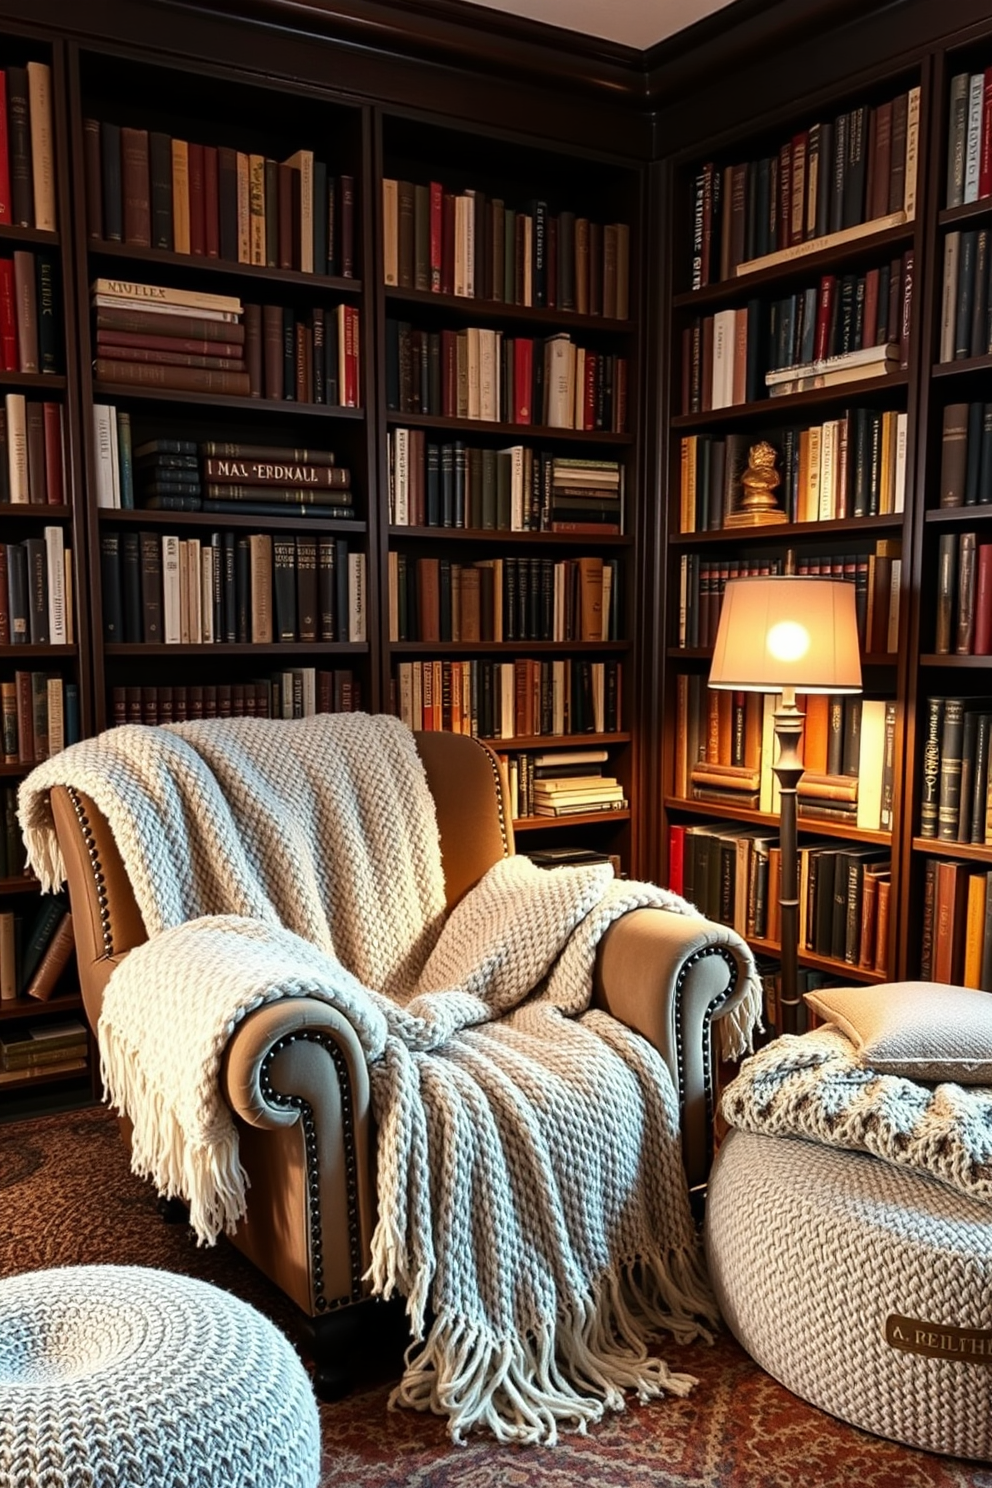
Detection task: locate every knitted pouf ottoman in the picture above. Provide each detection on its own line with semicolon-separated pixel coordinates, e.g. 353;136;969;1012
705;1129;992;1460
0;1264;320;1487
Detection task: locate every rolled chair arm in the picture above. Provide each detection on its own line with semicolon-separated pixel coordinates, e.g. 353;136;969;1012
219;999;377;1316
592;908;757;1191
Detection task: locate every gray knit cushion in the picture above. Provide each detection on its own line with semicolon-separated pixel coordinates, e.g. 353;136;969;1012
706;1129;992;1460
803;980;992;1083
0;1264;320;1487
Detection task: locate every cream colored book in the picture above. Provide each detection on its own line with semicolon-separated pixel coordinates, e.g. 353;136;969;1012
7;393;28;504
236;151;251;264
249;153;266;266
382;178;399;286
282;149;314;273
26;61;56;231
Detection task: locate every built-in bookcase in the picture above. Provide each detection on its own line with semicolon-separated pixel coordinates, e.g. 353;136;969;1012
663;68;925;1028
902;35;992;989
0;26;95;1110
377;111;642;864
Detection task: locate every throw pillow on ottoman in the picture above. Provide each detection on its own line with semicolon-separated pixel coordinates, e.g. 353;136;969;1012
706;1129;992;1461
0;1264;320;1487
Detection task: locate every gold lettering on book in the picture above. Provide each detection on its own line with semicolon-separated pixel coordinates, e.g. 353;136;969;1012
885;1314;992;1363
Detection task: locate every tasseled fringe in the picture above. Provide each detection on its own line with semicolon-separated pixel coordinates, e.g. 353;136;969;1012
716;974;764;1062
100;1030;248;1247
387;1247;714;1447
20;820;66;896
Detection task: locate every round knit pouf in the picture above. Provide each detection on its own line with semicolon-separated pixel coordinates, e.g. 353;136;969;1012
705;1129;992;1460
0;1264;320;1487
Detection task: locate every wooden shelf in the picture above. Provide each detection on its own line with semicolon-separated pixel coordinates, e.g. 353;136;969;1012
0;503;71;519
671;371;908;430
911;837;992;863
92;382;366;419
0;992;85;1021
104;642;369;657
514;810;630;831
0;1060;90;1090
492;732;630;749
390;525;631;546
88;239;362;296
746;935;891;983
0;644;76;658
384;410;632;442
97;509;366;535
667;513;902;544
664;795;892;845
390;639;628;654
384;284;632;333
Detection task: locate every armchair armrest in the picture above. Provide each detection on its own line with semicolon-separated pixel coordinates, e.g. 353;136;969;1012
592;909;756;1191
219;999;377;1316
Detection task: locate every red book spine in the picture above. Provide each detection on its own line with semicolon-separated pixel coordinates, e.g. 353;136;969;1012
441;190;456;296
514;336;533;424
95;330;243;357
862;266;880;347
814;274;836;363
0;256;16;369
583;351;596;431
342;305;357;408
0;73;11;225
203;145;220;259
42;401;63;504
429;180;443;292
668;824;685;896
974;543;992;655
188;141;206;256
981;69;992;202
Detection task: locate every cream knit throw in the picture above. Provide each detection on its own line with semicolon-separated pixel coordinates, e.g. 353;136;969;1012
20;713;761;1444
722;1026;992;1207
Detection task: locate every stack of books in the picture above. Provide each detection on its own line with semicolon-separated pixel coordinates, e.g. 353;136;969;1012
91;276;250;396
765;342;901;396
690;760;761;810
550;457;623;534
200;442;354;519
0;1018;87;1078
530;748;627;818
135;438;201;510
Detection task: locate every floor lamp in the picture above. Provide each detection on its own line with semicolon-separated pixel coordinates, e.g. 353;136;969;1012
708;576;863;1034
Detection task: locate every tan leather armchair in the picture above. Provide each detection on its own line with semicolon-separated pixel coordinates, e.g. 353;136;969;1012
49;729;755;1393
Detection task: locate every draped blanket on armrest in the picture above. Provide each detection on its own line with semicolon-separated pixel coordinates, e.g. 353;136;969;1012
19;713;762;1446
722;1027;992;1208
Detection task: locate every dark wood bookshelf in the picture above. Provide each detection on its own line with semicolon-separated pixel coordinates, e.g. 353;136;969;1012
384;285;632;332
747;935;890;984
98;509;367;535
91;384;368;418
911;837;992;863
390;526;632;546
671;373;910;431
105;641;370;657
390;639;629;654
384;411;632;443
667;514;903;545
514;810;631;832
89;238;363;295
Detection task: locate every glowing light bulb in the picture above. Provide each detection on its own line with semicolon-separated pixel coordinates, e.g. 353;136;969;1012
766;620;809;663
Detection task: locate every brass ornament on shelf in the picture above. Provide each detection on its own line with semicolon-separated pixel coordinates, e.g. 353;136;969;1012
726;439;788;526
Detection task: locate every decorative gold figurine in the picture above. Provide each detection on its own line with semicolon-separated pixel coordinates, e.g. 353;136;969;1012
727;439;788;526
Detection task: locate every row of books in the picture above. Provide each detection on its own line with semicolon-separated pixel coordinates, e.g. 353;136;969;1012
0;1020;87;1080
85;119;356;276
110;670;363;726
934;532;992;655
919;696;992;844
677;542;901;655
1;529;72;645
920;857;992;988
0;62;55;232
393;657;622;740
0;786;25;878
493;747;620;820
938;229;992;363
938;402;992;508
387;553;619;644
385;320;628;432
388;434;622;534
678;412;907;532
91;278;361;406
681;256;912;413
673;680;897;832
1;671;79;763
0;395;64;505
0;249;59;374
99;531;366;646
0;892;72;1003
668;820;891;973
382;179;630;319
946;69;992;210
690;85;920;287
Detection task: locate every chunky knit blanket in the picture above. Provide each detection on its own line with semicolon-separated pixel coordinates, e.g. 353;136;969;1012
722;1027;992;1207
19;713;761;1445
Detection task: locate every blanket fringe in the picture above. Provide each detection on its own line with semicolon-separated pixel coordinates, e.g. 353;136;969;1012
20;821;66;896
388;1248;714;1446
100;1034;248;1246
717;974;764;1062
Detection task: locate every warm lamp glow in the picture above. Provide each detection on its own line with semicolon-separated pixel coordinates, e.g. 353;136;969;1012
767;620;810;664
709;576;862;694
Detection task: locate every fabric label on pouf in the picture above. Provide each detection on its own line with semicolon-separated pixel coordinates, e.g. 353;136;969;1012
885;1315;992;1364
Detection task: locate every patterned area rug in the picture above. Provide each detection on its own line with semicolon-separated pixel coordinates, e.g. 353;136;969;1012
2;1104;991;1488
